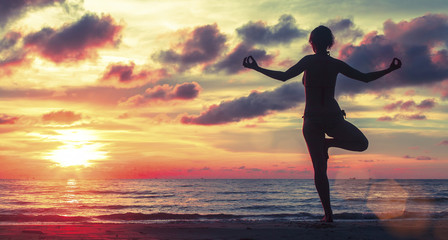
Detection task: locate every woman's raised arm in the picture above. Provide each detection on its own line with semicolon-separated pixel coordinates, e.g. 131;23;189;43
339;58;402;83
243;56;310;82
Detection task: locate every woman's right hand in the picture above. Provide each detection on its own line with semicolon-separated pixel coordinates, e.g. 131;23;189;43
389;58;402;71
243;56;259;70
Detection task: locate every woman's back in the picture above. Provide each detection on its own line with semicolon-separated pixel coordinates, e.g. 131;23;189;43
303;54;342;115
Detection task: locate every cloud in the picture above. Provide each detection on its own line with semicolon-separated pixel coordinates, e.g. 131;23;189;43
325;18;363;44
377;116;393;121
416;98;437;110
377;113;426;121
416;156;432;161
0;31;28;75
42;110;82;124
206;43;274;74
236;14;306;45
439;140;448;146
0;0;66;28
100;61;168;88
403;155;432;160
0;31;21;51
153;24;226;71
383;98;436;111
0;114;19;124
336;14;448;95
433;80;448;100
121;82;201;107
24;13;122;63
181;82;304;125
383;101;404;111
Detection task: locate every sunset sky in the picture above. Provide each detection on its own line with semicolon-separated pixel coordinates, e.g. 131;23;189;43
0;0;447;179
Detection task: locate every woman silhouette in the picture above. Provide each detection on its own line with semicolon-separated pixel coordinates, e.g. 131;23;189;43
243;25;401;222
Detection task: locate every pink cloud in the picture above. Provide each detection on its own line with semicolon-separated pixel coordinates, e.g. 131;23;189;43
100;61;168;88
42;110;82;124
382;98;436;112
377;116;394;121
121;82;201;107
0;114;19;124
383;100;403;111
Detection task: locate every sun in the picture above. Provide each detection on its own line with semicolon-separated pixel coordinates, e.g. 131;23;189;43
44;129;108;167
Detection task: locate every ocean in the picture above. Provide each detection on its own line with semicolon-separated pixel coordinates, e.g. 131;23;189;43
0;179;446;224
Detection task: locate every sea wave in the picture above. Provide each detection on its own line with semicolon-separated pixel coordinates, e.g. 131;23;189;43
0;211;446;223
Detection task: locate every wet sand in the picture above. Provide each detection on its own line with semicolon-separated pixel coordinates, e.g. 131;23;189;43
0;220;446;240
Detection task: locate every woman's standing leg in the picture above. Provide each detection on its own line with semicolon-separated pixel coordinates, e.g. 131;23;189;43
303;118;333;222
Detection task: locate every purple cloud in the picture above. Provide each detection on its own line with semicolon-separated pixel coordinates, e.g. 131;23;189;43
181;82;304;125
24;13;122;63
153;24;227;71
0;0;66;28
336;14;448;95
207;43;274;74
236;14;306;45
416;98;437;110
325;18;363;44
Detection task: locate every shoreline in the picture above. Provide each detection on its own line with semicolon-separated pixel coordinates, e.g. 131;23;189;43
0;219;446;240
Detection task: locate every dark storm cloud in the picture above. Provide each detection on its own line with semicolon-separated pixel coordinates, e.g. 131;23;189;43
207;43;274;74
0;0;66;28
24;13;122;63
335;14;448;96
153;24;227;71
236;14;306;45
181;82;304;125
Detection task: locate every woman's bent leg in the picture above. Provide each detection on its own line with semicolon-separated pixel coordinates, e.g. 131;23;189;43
325;119;368;152
303;118;333;222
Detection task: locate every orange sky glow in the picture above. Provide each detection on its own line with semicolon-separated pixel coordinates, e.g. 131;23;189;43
0;0;447;179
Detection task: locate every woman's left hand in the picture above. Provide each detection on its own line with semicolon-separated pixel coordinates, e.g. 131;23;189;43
389;58;402;71
243;56;259;70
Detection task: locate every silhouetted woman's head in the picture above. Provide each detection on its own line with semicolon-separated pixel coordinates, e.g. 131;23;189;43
309;26;334;54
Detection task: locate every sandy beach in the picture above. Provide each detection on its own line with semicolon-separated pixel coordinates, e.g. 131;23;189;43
0;220;446;240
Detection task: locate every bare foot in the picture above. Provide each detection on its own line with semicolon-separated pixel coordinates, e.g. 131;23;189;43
320;214;333;223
